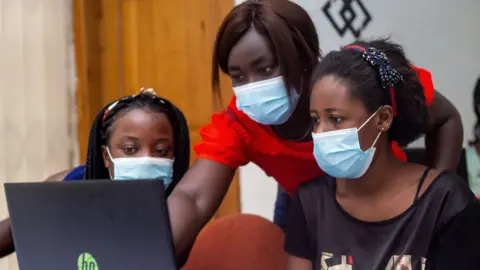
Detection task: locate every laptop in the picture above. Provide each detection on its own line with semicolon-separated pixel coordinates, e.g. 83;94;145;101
5;180;177;270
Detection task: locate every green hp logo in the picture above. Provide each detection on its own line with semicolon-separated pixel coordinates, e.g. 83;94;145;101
77;252;99;270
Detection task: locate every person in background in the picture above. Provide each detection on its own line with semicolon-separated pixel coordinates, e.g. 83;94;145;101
466;77;480;199
167;0;463;262
0;88;190;258
285;39;479;270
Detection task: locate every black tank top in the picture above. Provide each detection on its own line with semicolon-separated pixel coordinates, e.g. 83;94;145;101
284;169;477;269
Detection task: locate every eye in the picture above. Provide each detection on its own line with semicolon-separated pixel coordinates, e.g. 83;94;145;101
310;115;319;127
155;147;169;157
329;115;344;125
230;74;245;84
122;146;137;155
259;67;273;75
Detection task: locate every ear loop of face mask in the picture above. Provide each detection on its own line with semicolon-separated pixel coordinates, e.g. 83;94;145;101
106;147;115;179
288;76;302;108
357;107;383;150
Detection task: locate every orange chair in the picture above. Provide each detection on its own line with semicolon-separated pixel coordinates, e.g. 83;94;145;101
182;213;287;270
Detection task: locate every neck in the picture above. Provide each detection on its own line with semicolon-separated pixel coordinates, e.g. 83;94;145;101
287;88;310;123
272;85;311;141
336;143;404;198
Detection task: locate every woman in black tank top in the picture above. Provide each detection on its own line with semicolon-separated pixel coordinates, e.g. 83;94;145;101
284;39;480;270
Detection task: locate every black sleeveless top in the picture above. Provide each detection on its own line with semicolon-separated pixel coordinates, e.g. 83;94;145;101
284;169;480;269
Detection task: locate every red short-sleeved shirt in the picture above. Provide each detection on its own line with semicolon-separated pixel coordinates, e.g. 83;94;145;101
195;66;435;194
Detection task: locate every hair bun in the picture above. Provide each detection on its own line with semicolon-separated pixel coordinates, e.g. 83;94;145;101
139;87;158;96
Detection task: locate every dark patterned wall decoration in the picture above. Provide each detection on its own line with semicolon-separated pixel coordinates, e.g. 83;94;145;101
322;0;372;38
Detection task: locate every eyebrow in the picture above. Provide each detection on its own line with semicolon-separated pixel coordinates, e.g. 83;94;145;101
118;136;172;144
251;55;270;66
121;136;140;141
325;108;345;113
228;55;272;71
155;138;172;143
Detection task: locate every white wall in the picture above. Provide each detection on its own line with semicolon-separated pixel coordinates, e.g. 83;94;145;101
0;1;74;268
238;0;480;221
239;163;278;221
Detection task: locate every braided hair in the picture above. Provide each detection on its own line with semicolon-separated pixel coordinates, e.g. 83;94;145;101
83;90;190;195
470;77;480;145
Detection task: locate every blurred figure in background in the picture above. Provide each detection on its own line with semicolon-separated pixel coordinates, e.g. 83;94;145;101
466;77;480;199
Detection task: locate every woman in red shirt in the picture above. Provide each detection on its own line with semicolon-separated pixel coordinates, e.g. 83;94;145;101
168;0;463;260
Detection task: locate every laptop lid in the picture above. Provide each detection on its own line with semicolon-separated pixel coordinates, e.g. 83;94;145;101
5;180;177;270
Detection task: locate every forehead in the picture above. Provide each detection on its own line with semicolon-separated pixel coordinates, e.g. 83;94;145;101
227;28;275;67
310;76;360;110
112;109;173;137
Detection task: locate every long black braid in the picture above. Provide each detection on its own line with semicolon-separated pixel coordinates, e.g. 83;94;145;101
470;77;480;146
83;92;190;195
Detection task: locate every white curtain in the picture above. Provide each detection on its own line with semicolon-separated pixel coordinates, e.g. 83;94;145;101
0;0;75;268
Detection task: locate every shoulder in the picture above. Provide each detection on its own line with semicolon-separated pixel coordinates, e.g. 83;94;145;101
426;170;473;200
422;169;476;226
44;170;71;182
195;100;249;145
199;98;252;141
197;97;284;147
44;165;86;182
62;165;86;181
194;98;253;168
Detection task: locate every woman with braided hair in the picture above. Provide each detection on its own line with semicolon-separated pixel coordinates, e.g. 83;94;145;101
83;88;190;189
285;39;479;270
0;88;190;257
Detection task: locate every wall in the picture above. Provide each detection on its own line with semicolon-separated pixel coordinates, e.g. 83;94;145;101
238;0;480;221
303;0;480;144
0;0;74;269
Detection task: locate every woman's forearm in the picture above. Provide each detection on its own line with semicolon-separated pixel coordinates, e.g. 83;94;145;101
425;115;463;171
425;90;463;171
167;159;235;262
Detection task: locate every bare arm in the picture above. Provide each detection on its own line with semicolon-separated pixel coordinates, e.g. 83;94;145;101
425;90;463;171
287;255;312;270
0;169;71;257
167;159;235;261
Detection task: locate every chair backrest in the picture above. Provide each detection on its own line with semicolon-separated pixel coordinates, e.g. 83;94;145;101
404;147;468;183
181;214;287;270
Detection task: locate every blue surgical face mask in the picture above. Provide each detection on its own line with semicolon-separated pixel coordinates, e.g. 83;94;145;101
233;76;299;125
312;108;382;179
106;148;174;188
